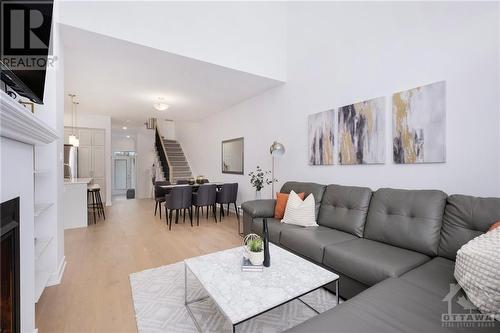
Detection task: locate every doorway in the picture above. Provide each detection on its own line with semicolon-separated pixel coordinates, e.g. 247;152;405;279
112;152;136;199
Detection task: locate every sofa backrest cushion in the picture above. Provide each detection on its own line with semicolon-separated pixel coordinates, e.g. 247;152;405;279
364;188;447;256
318;184;372;237
438;194;500;260
280;182;326;219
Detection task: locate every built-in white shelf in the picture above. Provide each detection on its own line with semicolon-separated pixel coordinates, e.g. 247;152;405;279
35;237;53;260
35;270;51;302
34;203;54;217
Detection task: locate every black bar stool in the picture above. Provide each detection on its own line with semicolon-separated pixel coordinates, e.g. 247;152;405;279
87;184;105;224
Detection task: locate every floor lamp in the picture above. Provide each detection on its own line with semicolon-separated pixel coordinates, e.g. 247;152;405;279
270;141;285;198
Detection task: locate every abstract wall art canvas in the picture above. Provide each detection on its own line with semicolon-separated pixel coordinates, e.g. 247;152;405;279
392;81;446;164
308;109;335;165
338;97;385;164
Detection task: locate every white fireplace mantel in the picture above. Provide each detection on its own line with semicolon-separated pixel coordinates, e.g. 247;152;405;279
0;90;58;145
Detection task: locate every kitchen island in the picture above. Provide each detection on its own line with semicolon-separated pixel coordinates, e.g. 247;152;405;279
63;178;92;229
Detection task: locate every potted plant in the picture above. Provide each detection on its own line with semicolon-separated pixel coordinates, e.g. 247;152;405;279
246;237;264;266
249;166;275;199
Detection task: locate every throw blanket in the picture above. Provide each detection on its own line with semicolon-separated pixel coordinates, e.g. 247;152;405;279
454;228;500;319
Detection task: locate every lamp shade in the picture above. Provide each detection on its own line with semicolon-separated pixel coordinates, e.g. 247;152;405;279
270;141;285;156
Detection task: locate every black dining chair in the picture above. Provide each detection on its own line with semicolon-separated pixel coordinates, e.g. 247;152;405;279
176;179;189;185
192;184;217;225
216;183;240;231
165;186;193;230
154;180;170;219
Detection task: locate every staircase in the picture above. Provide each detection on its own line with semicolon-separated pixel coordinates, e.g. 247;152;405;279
162;139;193;183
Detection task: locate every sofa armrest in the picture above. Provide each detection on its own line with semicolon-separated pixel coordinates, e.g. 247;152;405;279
241;199;276;218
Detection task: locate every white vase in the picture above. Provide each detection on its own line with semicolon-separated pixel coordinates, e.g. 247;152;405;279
255;190;262;200
249;250;264;266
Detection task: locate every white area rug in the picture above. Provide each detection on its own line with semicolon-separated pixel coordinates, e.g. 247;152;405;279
130;262;338;333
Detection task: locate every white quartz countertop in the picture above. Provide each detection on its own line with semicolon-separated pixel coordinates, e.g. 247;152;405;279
64;178;93;185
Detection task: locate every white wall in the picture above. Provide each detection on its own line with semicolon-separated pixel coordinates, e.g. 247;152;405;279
176;2;500;206
59;1;287;81
157;119;175;141
112;136;136;152
136;127;155;199
63;112;112;204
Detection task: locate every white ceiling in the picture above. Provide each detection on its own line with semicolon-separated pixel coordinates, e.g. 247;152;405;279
61;24;283;128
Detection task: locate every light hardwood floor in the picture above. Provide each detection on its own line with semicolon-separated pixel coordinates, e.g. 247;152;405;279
35;198;243;333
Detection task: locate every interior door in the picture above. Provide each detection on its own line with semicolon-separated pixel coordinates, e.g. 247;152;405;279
114;159;128;191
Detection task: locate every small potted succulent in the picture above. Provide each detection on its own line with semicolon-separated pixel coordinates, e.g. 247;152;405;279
244;233;264;266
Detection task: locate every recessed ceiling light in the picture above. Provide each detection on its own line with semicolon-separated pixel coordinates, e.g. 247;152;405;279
126;135;130;138
153;97;169;111
122;126;127;130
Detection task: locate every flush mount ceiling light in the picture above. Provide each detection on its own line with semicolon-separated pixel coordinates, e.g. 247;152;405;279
153;97;169;111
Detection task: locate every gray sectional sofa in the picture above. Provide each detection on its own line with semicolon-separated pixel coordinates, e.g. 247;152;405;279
241;181;500;332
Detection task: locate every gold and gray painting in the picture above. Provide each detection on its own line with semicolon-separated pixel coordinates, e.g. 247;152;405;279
393;81;446;164
308;109;335;165
338;97;385;164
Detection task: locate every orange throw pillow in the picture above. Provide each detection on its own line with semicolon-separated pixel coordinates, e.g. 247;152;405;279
274;192;305;219
488;221;500;232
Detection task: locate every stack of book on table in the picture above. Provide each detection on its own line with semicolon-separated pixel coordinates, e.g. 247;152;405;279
241;258;263;272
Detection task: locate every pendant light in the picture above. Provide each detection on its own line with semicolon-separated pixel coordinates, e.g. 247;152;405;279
68;94;80;147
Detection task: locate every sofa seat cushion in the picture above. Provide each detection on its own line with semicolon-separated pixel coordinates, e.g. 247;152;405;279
323;238;430;286
284;278;494;333
401;257;456;297
251;218;302;243
280;226;357;263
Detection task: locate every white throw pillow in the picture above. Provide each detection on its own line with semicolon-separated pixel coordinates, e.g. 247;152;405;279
281;190;318;227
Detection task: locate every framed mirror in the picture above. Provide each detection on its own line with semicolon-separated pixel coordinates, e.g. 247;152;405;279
222;137;244;174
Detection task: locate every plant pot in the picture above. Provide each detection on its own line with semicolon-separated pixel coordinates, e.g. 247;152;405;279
248;250;264;266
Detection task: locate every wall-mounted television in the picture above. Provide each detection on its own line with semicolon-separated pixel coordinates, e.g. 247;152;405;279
0;0;54;104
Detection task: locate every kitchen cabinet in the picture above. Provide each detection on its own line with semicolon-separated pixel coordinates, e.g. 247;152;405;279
78;128;92;146
77;146;92;178
92;146;105;178
64;127;107;203
92;129;105;146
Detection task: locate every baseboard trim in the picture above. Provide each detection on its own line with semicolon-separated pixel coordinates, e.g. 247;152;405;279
47;256;66;286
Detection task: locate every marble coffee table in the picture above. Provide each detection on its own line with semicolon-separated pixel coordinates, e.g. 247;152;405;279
184;243;339;332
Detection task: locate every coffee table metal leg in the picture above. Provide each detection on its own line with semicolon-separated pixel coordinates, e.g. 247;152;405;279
185;264;203;333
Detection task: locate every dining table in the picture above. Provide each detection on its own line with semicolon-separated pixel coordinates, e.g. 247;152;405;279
159;182;226;189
